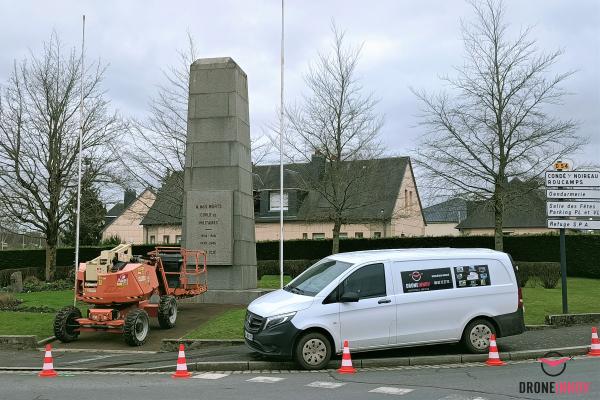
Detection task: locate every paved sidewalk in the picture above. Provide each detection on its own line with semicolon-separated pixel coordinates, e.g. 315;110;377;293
0;324;594;370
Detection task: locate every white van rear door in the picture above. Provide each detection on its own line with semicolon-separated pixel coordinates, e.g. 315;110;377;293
339;263;396;350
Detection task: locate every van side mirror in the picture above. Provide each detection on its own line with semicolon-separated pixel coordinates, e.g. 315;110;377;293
340;291;359;303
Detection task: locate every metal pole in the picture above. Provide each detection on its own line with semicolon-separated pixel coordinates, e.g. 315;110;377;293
74;15;85;306
279;0;285;289
559;227;568;313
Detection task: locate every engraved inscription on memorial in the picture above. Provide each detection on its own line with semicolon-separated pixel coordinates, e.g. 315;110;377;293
186;190;233;265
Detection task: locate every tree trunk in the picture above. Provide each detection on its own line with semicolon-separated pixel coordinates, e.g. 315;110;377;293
45;243;57;281
332;219;342;254
493;191;504;251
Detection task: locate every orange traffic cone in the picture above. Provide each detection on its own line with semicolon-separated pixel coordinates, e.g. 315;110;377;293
39;344;58;377
588;327;600;357
485;334;506;366
172;344;191;378
337;340;356;374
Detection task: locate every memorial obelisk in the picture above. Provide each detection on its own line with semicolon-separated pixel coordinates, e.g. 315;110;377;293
182;58;258;298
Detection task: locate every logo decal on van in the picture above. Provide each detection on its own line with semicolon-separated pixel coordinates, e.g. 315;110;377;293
401;268;453;293
454;265;491;288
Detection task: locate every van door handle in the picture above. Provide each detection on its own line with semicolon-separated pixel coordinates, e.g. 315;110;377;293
378;299;391;304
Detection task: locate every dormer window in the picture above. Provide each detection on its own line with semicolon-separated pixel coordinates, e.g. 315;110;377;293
269;191;289;211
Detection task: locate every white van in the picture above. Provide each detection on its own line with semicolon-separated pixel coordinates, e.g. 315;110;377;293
245;248;524;370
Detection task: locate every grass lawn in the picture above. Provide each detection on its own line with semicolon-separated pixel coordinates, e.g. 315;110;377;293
0;312;55;339
522;277;600;325
184;308;246;339
258;274;292;289
15;290;86;311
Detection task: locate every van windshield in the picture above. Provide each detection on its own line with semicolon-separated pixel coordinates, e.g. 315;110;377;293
284;258;352;297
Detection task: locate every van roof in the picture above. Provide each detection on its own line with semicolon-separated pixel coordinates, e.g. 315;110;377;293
328;248;506;264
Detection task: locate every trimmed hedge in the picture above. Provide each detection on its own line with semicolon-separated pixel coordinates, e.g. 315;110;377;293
0;245;166;271
257;235;600;279
1;235;599;279
257;260;317;279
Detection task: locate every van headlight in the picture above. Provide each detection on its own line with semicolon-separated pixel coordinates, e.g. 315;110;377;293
264;312;296;330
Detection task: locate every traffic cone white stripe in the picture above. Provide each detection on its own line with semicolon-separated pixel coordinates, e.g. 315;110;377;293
42;363;54;369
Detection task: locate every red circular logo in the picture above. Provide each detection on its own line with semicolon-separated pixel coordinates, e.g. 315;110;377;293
411;271;422;281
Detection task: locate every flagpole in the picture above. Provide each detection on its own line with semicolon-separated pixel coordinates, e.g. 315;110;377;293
74;15;85;306
279;0;285;289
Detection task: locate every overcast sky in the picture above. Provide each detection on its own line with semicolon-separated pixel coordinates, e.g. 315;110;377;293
1;0;598;170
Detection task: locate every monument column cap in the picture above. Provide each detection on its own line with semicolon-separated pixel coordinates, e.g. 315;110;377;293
191;57;247;75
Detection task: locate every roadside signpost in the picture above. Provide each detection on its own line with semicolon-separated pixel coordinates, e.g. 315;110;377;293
545;164;600;314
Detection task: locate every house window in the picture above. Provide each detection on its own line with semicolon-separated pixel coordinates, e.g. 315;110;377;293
312;233;325;240
409;190;413;206
355;232;363;238
339;232;348;239
405;189;408;208
149;235;155;244
302;233;308;240
373;231;382;238
269;191;288;211
175;235;182;244
163;235;170;244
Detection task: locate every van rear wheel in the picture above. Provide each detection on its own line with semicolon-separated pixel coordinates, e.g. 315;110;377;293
462;319;495;354
294;332;332;370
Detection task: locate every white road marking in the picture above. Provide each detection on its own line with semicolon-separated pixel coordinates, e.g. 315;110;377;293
438;396;488;400
246;376;285;383
306;381;347;389
192;373;229;380
62;355;115;365
369;387;414;396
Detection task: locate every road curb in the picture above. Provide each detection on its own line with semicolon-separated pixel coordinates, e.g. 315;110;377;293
160;339;244;352
37;336;56;346
0;345;589;373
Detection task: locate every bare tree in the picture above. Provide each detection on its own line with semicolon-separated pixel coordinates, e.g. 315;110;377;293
121;33;273;221
285;24;384;254
412;0;585;250
0;33;122;280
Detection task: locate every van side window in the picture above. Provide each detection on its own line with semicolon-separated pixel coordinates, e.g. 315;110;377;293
342;263;386;299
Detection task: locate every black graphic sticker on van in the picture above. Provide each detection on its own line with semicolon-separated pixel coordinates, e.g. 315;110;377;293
454;265;490;288
401;268;453;293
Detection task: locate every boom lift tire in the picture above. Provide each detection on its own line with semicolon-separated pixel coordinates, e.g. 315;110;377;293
124;309;150;346
157;295;178;329
54;306;82;343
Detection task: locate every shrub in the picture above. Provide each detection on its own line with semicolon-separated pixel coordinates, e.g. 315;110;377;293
514;265;530;288
101;234;122;246
23;277;73;292
518;262;561;289
538;264;561;289
0;292;19;308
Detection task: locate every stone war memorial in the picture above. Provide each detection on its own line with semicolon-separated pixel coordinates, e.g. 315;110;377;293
182;57;267;304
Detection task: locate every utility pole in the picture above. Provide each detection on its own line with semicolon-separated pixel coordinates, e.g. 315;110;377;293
74;14;86;306
279;0;285;289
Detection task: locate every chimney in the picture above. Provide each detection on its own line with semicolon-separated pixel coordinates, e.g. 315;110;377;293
310;151;326;181
124;189;136;208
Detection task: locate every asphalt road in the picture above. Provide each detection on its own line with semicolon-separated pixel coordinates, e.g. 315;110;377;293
1;357;598;400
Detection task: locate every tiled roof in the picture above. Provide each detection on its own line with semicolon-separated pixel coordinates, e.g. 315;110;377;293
142;157;420;226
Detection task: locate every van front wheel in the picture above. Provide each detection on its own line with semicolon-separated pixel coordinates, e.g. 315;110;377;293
294;332;332;370
462;319;495;354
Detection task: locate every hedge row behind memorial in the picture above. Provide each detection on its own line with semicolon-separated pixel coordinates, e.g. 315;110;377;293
0;235;599;279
